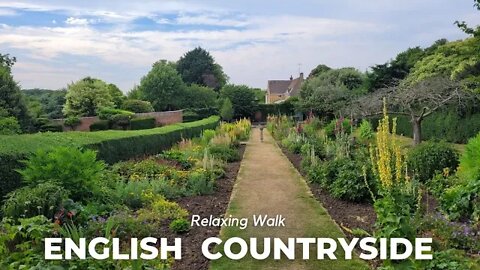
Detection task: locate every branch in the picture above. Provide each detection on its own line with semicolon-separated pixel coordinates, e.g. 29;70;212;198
422;94;457;118
363;111;411;117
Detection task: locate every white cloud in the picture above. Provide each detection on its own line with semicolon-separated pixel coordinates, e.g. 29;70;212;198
0;8;17;16
65;17;94;26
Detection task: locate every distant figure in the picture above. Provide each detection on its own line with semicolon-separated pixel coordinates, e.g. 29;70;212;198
260;126;264;142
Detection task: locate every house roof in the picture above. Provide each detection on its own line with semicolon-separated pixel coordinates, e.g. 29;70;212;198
287;77;303;96
267;80;291;94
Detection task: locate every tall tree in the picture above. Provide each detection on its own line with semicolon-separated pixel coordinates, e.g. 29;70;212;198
138;60;185;111
308;64;331;79
63;77;114;117
0;54;30;130
220;84;257;119
352;77;477;145
107;83;125;108
177;47;227;90
180;84;218;109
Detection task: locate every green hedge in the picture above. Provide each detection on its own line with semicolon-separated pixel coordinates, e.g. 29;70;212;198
0;116;220;199
130;117;156;130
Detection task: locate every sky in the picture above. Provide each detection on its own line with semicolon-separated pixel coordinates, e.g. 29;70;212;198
0;0;479;92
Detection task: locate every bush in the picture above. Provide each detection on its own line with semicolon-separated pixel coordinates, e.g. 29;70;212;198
0;116;21;135
441;177;480;221
183;111;200;122
324;118;352;138
209;144;240;162
422;249;479;270
186;170;214;195
358;119;373;140
330;160;374;202
130;117;156;130
458;132;480;180
2;182;68;220
17;147;105;202
39;123;63;132
97;107;134;121
0;116;220;199
169;218;190;234
121;99;154;113
89;120;109;131
407;141;459;183
64;116;81;130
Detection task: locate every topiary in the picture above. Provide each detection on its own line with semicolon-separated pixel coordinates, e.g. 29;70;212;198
407;141;459;183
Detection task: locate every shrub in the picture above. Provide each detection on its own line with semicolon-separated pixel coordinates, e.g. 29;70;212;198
2;182;68;220
169;218;190;234
17;147;105;202
422;249;479;270
159;149;194;169
183;111;200;122
64;116;81;130
97;107;134;121
209;144;240;162
407;141;459;183
457;132;480;180
130;117;156;130
324;118;352;138
440;177;480;221
186;170;214;195
220;98;234;121
113;179;154;209
0;116;220;199
358;119;373;140
121;99;154;113
39;123;63;132
330;160;375;202
89;120;109;131
201;129;216;145
0;116;21;135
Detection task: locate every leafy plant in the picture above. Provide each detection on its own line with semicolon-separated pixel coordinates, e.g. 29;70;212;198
2;182;68;220
64;116;81;130
0;116;21;135
358;119;374;140
209;144;240;162
407;141;459;183
169;218;190;234
17;147;105;202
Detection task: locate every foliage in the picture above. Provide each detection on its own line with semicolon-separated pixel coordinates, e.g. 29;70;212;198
22;89;66;119
252;88;266;104
2;182;68;220
107;83;125;108
308;64;331;79
422;249;479;270
181;84;218;109
18;147;105;202
324;118;352;139
160;149;195;169
64;115;81;129
121;99;154;113
98;107;134;121
138;60;185;111
406;142;459;183
130;117;156;130
89;120;109;131
458;132;480;180
0;116;21;135
0;63;30;130
220;98;234;121
220;84;258;119
358;119;374;140
169;218;190;234
441;172;480;222
63;77;114;117
209;144;240;162
176;47;227;90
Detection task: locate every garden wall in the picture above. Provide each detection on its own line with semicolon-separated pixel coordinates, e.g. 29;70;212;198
0;116;219;200
52;110;183;131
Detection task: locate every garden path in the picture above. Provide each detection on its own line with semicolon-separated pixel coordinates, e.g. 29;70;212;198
210;128;369;270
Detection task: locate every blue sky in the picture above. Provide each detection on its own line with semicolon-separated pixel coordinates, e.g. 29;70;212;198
0;0;478;91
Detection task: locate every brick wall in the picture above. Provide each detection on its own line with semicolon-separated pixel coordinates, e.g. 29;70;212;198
53;110;183;132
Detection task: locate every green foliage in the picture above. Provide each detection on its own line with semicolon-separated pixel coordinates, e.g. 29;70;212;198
17;147;105;202
0;64;31;130
160;149;194;169
324;118;352;138
181;84;218;109
2;182;68;220
458;132;480;180
422;249;479;270
130;117;156;130
220;84;258;119
209;144;240;162
97;107;134;121
330;159;375;202
64;115;81;129
176;47;227;90
63;77;114;117
358;119;374;140
138;60;185;111
22;88;66;119
405;37;480;92
121;99;154;113
441;172;480;222
220;98;234;121
201;129;217;145
0;116;21;135
252;88;266;104
308;64;331;79
407;142;459;183
89;120;109;131
107;83;125;108
169;218;190;234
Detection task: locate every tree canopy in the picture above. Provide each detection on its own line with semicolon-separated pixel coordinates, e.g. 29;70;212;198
63;77;114;117
107;83;125;108
220;84;258;119
138;60;185;111
180;84;218;109
176;47;227;90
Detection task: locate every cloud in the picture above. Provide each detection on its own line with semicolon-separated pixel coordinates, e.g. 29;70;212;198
65;17;92;26
0;8;17;16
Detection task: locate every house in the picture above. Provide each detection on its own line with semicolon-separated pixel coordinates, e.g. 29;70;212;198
266;73;304;104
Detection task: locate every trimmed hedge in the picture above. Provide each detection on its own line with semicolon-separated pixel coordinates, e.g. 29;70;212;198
130;117;156;130
90;120;109;131
0;116;220;199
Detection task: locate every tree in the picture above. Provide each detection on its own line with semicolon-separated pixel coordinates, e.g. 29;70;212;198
252;88;266;104
63;77;114;117
352;77;477;145
177;47;227;90
454;0;480;36
0;54;30;130
404;37;480;93
220;98;234;121
220;84;258;119
138;60;185;111
121;99;154;113
22;89;66;119
180;84;218;109
308;64;331;79
107;83;125;108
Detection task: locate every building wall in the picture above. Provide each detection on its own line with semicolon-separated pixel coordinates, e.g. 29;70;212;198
53;110;183;131
268;94;287;104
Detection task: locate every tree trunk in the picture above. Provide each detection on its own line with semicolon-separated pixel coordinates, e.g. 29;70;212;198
412;118;422;145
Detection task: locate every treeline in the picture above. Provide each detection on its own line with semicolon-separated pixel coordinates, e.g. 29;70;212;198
0;47;265;134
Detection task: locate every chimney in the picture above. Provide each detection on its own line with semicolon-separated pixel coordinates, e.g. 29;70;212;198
299;72;304;80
